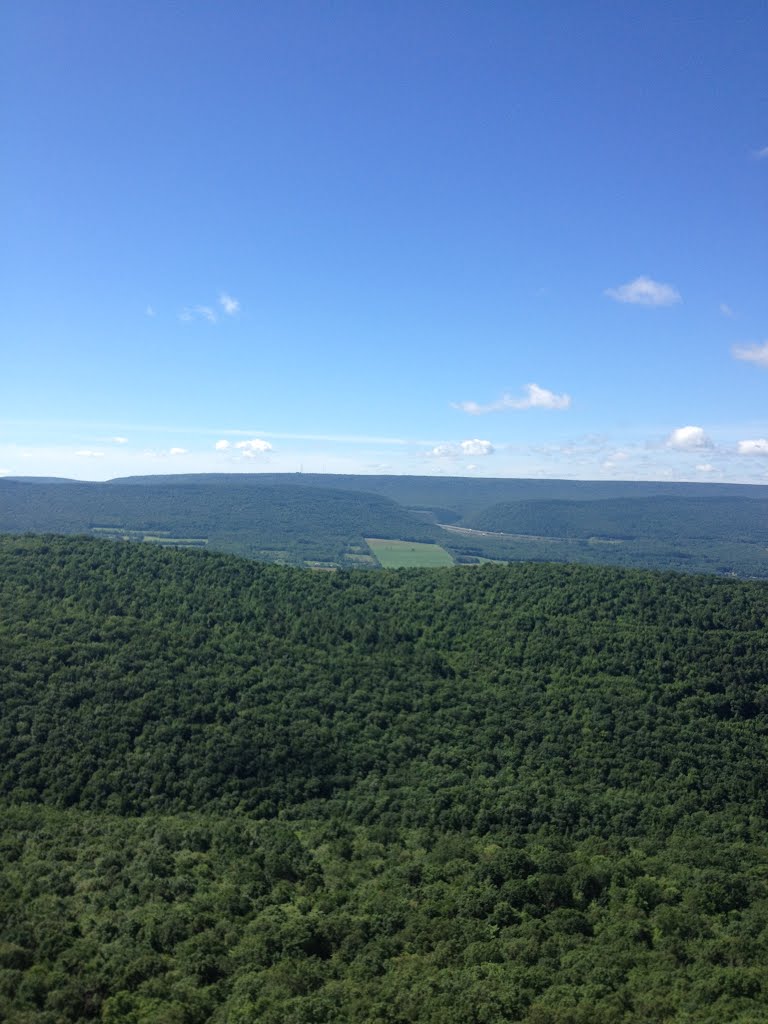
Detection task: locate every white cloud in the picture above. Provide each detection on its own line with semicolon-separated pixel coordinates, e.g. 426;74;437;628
179;306;217;324
738;439;768;456
220;293;240;315
178;295;239;322
696;463;715;473
460;438;494;456
112;436;128;445
454;383;571;415
601;450;631;470
215;439;231;451
666;426;713;450
733;341;768;367
426;439;494;459
755;146;768;159
719;303;735;318
71;422;413;447
145;305;156;317
427;443;460;458
169;447;188;456
605;276;681;307
253;431;410;445
75;450;104;458
235;438;273;456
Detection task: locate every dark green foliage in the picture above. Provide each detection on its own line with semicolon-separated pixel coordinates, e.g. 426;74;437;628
2;536;768;1020
441;530;768;578
442;495;768;577
107;472;768;519
7;473;768;576
466;495;768;543
0;480;438;566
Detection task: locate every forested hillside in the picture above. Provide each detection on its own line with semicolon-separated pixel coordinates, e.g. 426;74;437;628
465;496;768;543
5;474;768;575
0;480;438;566
107;472;768;519
2;536;768;1022
445;495;768;577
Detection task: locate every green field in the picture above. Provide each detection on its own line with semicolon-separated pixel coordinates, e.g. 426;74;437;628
365;537;454;567
91;527;207;548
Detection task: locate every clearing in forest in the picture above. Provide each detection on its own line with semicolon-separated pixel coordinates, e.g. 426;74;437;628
365;538;454;568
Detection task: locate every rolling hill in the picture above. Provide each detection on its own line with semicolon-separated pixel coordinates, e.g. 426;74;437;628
2;535;768;1021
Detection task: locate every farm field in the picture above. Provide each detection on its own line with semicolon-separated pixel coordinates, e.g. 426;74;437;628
366;537;454;567
91;526;208;548
7;474;768;576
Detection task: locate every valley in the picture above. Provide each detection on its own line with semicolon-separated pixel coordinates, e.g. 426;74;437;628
4;473;768;577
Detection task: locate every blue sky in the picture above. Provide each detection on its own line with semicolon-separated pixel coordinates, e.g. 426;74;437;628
1;1;766;482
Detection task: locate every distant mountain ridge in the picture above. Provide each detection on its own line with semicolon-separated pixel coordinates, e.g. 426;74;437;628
2;475;78;484
104;470;768;515
4;472;768;575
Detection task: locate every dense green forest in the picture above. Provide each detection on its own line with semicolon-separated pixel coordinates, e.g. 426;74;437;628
5;474;768;575
0;480;438;567
2;535;768;1021
464;496;768;544
105;472;768;520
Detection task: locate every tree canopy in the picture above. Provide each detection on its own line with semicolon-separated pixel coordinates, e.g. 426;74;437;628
2;535;768;1021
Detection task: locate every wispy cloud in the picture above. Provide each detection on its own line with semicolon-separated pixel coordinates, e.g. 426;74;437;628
214;440;231;451
666;426;713;451
219;293;240;315
216;430;413;446
529;435;611;459
738;439;768;456
178;293;239;323
179;306;217;324
2;420;421;447
112;436;128;445
75;449;104;458
733;341;768;367
169;447;188;456
754;146;768;160
719;303;735;318
605;276;681;307
696;463;716;473
145;305;156;317
601;450;630;470
454;383;571;415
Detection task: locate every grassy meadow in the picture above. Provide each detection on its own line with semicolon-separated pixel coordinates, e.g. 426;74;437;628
366;537;454;567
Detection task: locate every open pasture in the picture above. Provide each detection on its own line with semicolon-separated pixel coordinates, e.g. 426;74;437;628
365;538;454;568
